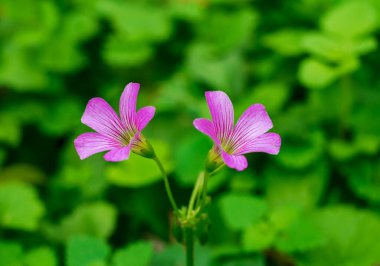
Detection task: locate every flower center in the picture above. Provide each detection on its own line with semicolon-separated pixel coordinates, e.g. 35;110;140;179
221;139;235;154
120;128;137;146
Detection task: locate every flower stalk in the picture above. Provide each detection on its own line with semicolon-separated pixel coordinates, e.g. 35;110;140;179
185;227;194;266
153;156;179;215
200;170;209;210
187;174;201;218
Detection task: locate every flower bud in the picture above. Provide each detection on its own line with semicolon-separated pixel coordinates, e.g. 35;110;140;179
205;146;224;173
131;134;156;158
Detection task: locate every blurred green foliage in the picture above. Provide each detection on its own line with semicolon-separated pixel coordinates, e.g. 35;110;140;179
1;0;380;265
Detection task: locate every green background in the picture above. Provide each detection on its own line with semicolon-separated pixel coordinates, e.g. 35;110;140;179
1;0;380;265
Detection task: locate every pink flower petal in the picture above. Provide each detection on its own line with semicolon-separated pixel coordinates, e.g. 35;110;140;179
103;145;131;162
136;106;155;131
235;133;281;155
81;98;124;141
193;118;219;144
221;151;248;171
230;104;273;152
205;91;234;144
120;82;139;129
74;132;120;160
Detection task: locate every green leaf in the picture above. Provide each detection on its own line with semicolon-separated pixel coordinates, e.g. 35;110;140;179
242;221;276;251
244;205;324;253
0;149;6;167
152;243;211;266
336;56;361;78
0;46;48;89
152;244;184;266
298;58;337;89
186;44;245;91
58;202;117;240
10;1;58;47
219;257;265;266
0;241;23;266
61;12;99;42
154;74;199;112
274;217;324;252
301;33;348;62
103;36;153;67
37;11;97;72
219;193;267;230
351;88;380;136
0;164;45;184
350;37;378;55
328;139;357;161
66;235;110;266
174;134;211;186
320;1;378;38
262;29;306;56
168;1;203;22
3;100;46;124
354;134;379;155
301;33;376;61
236;82;290;115
39;98;82;136
266;205;325;253
210;0;254;4
275;104;315;138
57;146;108;198
276;131;325;169
229;171;258;193
265;164;327;210
24;247;57;266
328;134;379;162
98;1;172;42
207;169;229;193
269;204;298;229
38;39;85;72
196;9;258;53
121;186;170;237
345;158;380;203
298;206;380;266
112;241;153;266
106;140;172;187
0;65;47;90
0;113;21;146
0;182;45;231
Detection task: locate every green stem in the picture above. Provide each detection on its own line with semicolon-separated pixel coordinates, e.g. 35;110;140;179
339;75;353;137
187;173;203;218
195;176;203;209
185;227;194;266
200;170;209;209
153;157;179;214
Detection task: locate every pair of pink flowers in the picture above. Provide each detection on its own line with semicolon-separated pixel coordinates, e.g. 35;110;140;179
74;83;281;171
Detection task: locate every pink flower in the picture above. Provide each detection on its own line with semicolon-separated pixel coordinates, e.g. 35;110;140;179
74;82;156;162
194;91;281;171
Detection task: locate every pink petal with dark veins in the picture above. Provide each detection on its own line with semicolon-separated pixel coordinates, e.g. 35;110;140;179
235;132;281;155
136;106;155;131
193;118;220;144
119;82;139;131
74;132;120;160
103;145;131;162
221;151;248;171
81;98;124;141
205;91;234;144
230;104;273;153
